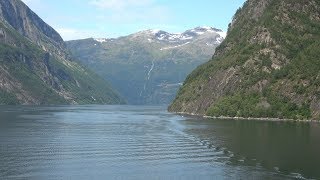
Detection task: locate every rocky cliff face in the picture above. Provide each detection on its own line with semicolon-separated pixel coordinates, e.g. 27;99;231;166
67;27;225;105
0;0;66;56
169;0;320;120
0;0;124;105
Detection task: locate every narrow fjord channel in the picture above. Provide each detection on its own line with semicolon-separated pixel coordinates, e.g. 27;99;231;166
0;106;319;179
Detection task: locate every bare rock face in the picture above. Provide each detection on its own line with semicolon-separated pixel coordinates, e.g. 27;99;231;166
0;28;5;39
0;0;65;53
169;0;320;120
0;0;124;105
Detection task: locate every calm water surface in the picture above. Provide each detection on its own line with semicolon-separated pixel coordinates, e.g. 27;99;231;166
0;105;319;179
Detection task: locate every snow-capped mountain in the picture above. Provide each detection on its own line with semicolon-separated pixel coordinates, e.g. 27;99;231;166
118;26;226;52
67;26;225;105
184;26;226;37
134;26;226;44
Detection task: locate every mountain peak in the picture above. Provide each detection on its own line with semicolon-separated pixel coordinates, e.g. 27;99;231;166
0;0;125;105
134;26;226;43
194;26;222;32
67;26;224;105
183;26;224;36
138;29;168;35
148;29;166;34
94;38;108;43
0;0;66;56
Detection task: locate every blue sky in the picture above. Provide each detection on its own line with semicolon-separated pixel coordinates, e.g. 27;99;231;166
21;0;246;40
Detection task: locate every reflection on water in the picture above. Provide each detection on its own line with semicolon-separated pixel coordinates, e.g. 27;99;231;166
0;105;319;179
183;117;320;179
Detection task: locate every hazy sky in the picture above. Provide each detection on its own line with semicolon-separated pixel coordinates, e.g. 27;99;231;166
21;0;246;40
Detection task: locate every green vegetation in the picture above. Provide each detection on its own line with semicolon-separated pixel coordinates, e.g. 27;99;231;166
170;0;320;120
0;0;126;105
66;30;220;104
0;20;124;105
0;90;19;105
207;92;311;120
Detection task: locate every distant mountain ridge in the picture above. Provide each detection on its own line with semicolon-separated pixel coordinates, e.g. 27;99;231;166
67;26;225;104
0;0;124;104
136;26;225;42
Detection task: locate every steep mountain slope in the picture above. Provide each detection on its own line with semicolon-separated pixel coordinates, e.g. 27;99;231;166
169;0;320;120
67;27;225;104
0;0;124;105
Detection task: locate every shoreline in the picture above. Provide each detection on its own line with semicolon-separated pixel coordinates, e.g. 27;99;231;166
174;112;320;123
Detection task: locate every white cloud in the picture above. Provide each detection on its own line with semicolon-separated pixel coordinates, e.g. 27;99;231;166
20;0;176;40
56;28;108;41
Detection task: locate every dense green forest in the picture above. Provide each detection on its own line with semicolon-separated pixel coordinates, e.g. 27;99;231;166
169;0;320;120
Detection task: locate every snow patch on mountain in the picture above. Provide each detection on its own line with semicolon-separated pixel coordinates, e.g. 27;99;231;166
196;31;205;35
151;29;161;34
180;36;193;40
216;36;224;44
201;26;213;30
94;38;108;43
217;31;227;38
137;26;226;46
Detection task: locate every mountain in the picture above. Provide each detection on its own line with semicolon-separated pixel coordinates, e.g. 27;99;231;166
0;0;124;105
67;27;225;104
169;0;320;120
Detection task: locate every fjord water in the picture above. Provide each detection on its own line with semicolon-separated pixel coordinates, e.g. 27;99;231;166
0;106;319;179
